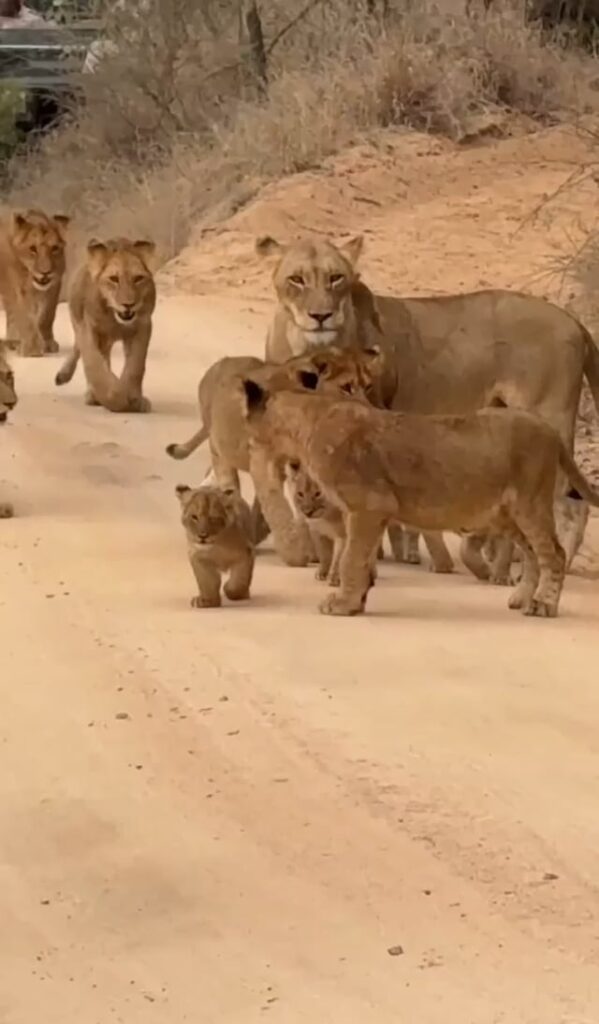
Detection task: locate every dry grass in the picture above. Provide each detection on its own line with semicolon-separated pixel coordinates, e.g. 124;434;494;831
5;0;599;265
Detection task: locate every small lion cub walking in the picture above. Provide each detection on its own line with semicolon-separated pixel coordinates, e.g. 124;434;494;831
176;484;255;608
285;460;346;586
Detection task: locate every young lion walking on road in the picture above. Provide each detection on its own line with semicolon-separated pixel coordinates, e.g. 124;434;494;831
55;237;156;413
0;208;70;357
242;380;599;618
176;484;255;609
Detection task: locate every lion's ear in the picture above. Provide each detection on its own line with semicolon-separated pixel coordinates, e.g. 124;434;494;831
243;377;268;414
53;214;70;236
87;238;109;271
11;212;29;235
255;235;284;259
363;343;381;363
340;235;364;267
133;239;156;267
175;484;193;505
298;369;319;391
311;357;330;377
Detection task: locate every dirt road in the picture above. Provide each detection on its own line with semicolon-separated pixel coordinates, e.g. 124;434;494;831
1;296;598;1024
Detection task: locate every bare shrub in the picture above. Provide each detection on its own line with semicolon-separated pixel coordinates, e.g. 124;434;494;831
5;0;599;263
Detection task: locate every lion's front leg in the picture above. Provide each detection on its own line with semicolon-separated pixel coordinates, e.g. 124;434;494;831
224;549;255;602
320;512;386;616
249;447;311;567
77;326;125;411
37;285;61;354
189;551;222;608
7;295;45;357
120;323;152;413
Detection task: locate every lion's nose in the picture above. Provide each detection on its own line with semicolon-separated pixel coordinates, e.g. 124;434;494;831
310;312;332;326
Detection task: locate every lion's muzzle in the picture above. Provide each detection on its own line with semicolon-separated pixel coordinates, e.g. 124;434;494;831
32;272;55;291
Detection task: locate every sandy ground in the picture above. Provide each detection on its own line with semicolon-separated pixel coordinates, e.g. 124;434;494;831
2;126;599;1023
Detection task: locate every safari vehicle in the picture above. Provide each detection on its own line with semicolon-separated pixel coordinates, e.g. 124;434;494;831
0;1;100;135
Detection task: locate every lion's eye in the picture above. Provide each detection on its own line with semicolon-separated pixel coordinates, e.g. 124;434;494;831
329;273;344;287
341;382;355;395
29;246;37;256
288;275;305;287
51;245;61;255
108;275;119;285
133;275;146;285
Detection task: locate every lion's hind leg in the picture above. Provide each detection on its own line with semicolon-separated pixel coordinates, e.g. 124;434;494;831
510;511;565;618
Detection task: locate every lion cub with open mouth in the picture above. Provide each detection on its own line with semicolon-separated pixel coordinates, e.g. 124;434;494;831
176;484;255;608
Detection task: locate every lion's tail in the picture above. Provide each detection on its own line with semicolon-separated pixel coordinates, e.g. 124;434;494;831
166;423;209;461
559;444;599;506
582;324;599;414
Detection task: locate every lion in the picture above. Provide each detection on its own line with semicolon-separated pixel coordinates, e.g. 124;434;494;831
175;484;255;608
242;377;599;618
166;343;383;567
285;458;350;586
55;237;156;413
0;209;70;357
0;339;17;518
256;234;599;579
285;459;450;583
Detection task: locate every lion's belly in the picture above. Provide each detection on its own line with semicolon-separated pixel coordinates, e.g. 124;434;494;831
378;290;585;433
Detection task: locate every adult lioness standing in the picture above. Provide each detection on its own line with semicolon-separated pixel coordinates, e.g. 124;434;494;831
257;234;599;577
0;209;70;357
55;237;156;413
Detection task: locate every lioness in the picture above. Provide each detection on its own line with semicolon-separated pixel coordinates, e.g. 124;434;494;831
55;237;156;413
242;377;599;618
175;484;254;608
0;209;70;357
0;339;17;518
166;344;382;566
256;234;599;577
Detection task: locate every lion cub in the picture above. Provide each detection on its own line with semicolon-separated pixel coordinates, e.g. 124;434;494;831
176;484;255;608
285;460;377;588
285;460;346;586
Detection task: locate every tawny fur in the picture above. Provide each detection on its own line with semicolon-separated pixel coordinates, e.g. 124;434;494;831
176;484;255;608
166;344;382;568
256;234;599;578
0;339;17;517
0;209;69;357
285;460;447;584
55;236;156;413
243;381;599;619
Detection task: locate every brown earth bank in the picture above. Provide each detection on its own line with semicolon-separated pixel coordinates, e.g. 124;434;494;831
1;124;598;1023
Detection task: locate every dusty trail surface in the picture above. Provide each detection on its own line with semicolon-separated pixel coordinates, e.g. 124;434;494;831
2;125;599;1022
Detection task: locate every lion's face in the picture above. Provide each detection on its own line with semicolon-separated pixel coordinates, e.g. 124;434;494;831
0;343;17;423
9;209;69;292
176;485;237;543
256;235;363;346
266;343;381;401
286;461;327;519
87;237;156;326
